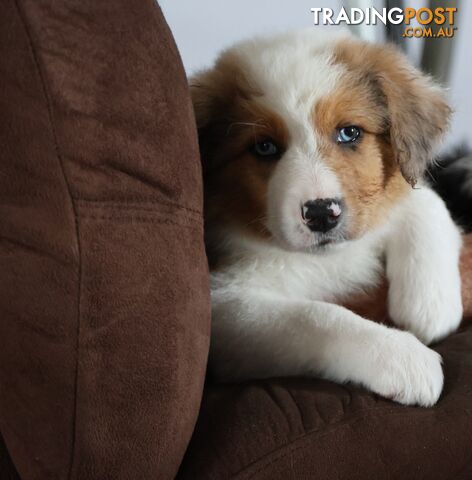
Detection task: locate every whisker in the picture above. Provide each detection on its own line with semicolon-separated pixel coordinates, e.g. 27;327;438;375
243;214;268;228
226;119;268;136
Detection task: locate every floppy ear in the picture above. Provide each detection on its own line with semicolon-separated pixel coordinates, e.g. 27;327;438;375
336;42;452;186
189;68;229;173
190;52;253;129
189;68;233;172
189;54;254;172
376;45;451;185
189;69;222;131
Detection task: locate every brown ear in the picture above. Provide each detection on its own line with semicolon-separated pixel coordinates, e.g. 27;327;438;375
189;67;234;172
189;53;255;173
336;42;451;186
189;68;231;173
190;52;253;130
189;69;222;131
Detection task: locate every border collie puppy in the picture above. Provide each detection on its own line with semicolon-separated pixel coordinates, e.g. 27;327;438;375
190;30;463;406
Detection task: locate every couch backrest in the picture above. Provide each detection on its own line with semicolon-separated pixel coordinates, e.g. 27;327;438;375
0;1;210;478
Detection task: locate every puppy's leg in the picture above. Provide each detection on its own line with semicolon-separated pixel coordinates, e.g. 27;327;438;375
386;187;463;344
211;289;443;406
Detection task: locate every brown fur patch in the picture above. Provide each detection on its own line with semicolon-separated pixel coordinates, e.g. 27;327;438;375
333;39;451;186
190;58;290;262
314;75;410;236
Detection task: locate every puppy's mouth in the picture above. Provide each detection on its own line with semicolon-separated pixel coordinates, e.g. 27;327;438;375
310;231;347;251
318;238;334;247
271;226;347;253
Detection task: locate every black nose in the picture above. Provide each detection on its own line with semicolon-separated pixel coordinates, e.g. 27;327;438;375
302;198;343;233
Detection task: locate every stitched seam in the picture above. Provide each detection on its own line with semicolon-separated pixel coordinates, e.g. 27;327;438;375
80;215;202;229
233;408;462;479
13;2;82;479
230;404;398;479
77;201;202;219
76;197;202;215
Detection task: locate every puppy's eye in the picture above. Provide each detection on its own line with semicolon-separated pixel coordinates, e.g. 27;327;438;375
251;139;280;158
336;126;362;145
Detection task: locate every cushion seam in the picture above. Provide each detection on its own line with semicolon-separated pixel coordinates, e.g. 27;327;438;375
79;215;202;230
76;200;202;221
232;407;468;479
76;198;202;216
12;2;82;479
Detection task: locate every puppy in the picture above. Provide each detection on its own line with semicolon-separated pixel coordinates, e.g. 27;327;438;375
190;30;463;406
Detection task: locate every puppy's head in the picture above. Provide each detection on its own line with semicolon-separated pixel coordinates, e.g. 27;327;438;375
191;30;450;254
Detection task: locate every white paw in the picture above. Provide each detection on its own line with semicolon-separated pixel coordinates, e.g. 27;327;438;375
388;281;463;345
367;330;444;407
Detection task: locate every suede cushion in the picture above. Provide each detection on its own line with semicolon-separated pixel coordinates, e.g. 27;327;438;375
0;1;210;479
178;239;472;480
178;323;472;480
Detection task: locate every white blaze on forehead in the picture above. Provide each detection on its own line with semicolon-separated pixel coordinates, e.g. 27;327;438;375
230;29;349;124
223;30;353;249
226;29;349;199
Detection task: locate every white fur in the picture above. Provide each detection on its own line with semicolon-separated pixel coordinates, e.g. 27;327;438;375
207;31;463;407
227;30;350;250
386;187;463;344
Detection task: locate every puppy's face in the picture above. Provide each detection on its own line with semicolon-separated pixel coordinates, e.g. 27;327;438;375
192;32;450;253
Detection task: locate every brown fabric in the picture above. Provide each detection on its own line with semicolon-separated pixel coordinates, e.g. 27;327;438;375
0;1;210;479
178;237;472;479
0;436;20;480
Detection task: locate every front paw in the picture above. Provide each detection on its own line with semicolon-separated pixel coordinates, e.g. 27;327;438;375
367;330;444;407
388;281;463;345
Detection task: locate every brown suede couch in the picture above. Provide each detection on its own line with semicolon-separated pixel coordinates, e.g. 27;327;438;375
0;1;471;479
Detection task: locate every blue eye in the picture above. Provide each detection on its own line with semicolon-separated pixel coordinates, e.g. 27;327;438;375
252;139;280;158
336;126;362;144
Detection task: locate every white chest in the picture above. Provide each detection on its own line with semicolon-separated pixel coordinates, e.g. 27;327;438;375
213;231;387;303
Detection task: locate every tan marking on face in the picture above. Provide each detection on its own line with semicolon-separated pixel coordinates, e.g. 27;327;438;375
333;39;451;186
198;98;289;248
204;103;289;233
191;55;291;263
314;76;410;237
